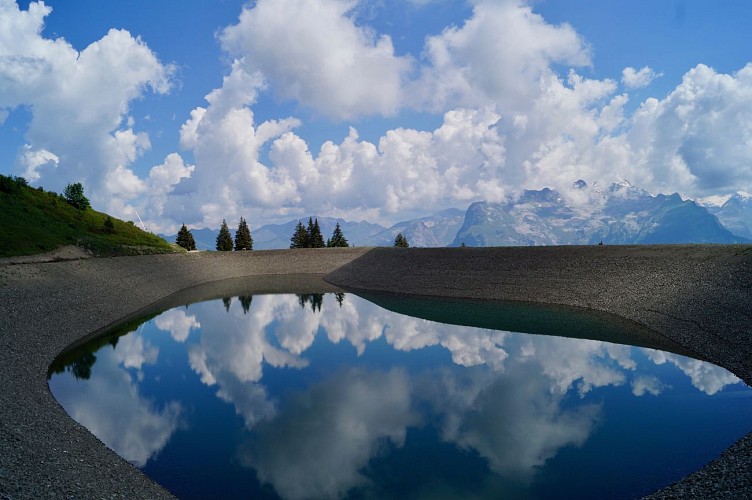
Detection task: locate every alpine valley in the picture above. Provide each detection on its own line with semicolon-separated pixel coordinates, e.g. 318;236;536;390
163;181;750;249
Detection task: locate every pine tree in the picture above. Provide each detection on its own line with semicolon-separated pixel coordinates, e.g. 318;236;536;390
327;222;349;247
216;219;233;251
176;224;196;250
290;221;309;248
238;295;253;314
308;217;325;248
234;217;253;251
394;233;409;248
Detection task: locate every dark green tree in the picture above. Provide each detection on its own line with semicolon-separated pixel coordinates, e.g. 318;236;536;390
103;215;115;233
176;224;196;251
335;292;345;307
394;233;409;248
308;217;325;248
297;293;323;313
216;219;233;251
222;297;232;312
70;352;97;380
63;182;90;211
238;295;253;314
290;221;310;248
234;217;253;250
326;222;349;247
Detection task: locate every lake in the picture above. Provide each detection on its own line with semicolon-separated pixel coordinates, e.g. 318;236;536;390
49;292;752;499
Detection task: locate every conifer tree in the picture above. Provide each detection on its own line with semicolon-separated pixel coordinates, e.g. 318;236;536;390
239;295;253;314
290;221;309;248
234;217;253;251
176;224;196;250
326;222;349;247
394;233;409;248
308;217;325;248
216;219;233;251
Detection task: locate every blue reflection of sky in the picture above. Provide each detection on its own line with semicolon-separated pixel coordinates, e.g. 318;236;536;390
49;294;752;500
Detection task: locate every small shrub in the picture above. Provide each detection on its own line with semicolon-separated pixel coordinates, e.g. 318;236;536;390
103;216;115;233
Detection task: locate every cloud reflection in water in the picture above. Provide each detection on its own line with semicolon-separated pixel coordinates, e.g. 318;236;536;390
49;293;747;499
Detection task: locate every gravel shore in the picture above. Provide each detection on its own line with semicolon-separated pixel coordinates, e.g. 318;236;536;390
1;245;750;498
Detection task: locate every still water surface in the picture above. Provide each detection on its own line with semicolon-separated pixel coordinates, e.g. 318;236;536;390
49;293;752;499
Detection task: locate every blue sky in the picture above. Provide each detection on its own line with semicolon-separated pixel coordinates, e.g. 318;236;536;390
2;0;751;231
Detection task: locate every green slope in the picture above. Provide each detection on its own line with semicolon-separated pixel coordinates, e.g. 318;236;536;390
0;175;175;258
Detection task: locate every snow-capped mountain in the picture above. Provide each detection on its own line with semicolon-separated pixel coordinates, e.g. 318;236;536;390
452;181;744;247
698;192;752;240
362;208;466;247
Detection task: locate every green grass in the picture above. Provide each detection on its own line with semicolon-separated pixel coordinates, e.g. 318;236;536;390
0;175;176;258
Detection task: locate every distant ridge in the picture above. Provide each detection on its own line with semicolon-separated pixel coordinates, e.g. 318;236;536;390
452;181;746;246
162;182;748;250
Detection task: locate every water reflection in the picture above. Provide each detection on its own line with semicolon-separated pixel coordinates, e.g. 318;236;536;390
51;334;181;467
49;293;752;499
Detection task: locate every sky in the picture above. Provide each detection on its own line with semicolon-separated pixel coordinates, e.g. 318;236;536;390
2;0;752;232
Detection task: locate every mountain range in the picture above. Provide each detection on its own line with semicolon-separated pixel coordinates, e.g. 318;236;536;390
163;182;749;249
452;181;744;246
698;192;752;241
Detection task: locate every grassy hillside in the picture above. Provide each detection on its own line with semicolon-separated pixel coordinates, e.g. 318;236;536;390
0;175;175;258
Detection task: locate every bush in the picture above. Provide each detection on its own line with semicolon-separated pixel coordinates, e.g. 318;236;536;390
103;216;115;233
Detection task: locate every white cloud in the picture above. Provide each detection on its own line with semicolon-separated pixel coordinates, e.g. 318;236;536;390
219;0;412;120
627;63;752;197
113;331;159;371
19;144;58;182
10;0;751;229
642;349;741;395
622;66;660;89
51;346;181;467
154;308;200;342
426;365;601;481
0;0;172;217
632;375;666;396
415;0;591;112
242;368;417;500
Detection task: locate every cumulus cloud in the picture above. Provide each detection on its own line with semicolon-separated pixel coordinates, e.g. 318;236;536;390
632;375;666;396
51;346;181;467
112;331;159;371
11;0;750;233
219;0;412;120
241;368;418;500
154;308;200;342
627;63;752;196
0;0;172;216
18;144;58;182
415;0;591;112
424;365;601;481
622;66;660;89
642;348;741;395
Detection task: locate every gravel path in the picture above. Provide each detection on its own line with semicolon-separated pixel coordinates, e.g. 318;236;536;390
1;245;750;498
